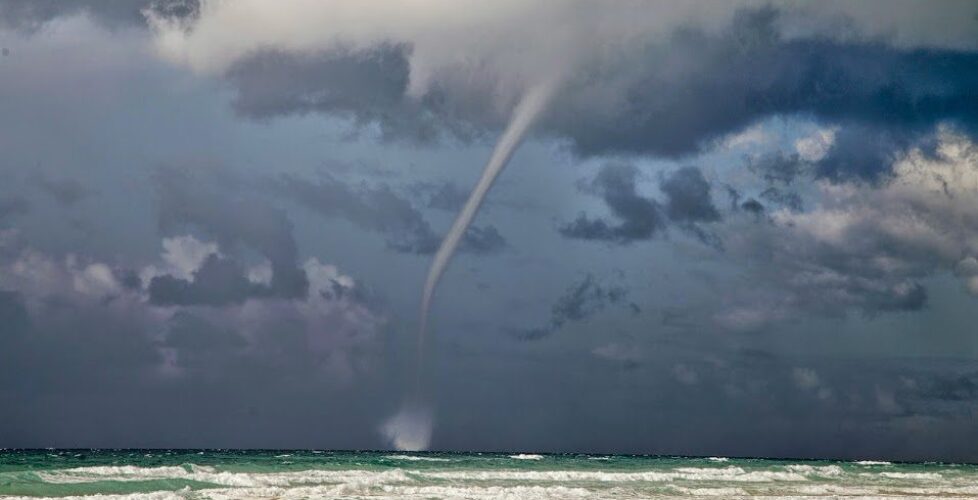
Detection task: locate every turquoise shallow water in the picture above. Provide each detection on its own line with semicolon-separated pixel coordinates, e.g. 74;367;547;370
1;449;977;499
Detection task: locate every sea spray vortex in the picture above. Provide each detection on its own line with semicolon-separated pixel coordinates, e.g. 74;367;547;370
384;81;557;452
381;404;433;452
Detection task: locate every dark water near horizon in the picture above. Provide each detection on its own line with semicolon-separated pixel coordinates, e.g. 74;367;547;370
2;449;977;498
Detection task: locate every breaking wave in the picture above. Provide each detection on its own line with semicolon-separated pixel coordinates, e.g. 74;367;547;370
7;454;978;499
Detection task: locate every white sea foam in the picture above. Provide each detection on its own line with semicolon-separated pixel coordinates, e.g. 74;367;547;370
37;466;413;488
509;454;544;460
855;460;892;465
784;464;845;477
706;457;730;462
668;485;749;496
871;471;944;480
27;461;978;500
384;454;450;462
425;466;810;482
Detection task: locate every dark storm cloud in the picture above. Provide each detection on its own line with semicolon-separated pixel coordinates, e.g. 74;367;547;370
227;45;474;144
155;167;309;299
923;372;978;402
148;254;265;306
661;166;723;248
559;163;664;244
660;167;720;224
740;198;765;216
561;164;721;246
271;174;505;255
814;125;923;182
518;273;636;340
548;7;978;163
212;7;978;177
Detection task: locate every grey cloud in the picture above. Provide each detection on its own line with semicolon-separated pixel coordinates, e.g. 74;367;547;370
683;129;978;327
148;254;265;306
117;269;143;290
212;6;978;178
741;198;765;216
155;167;309;299
661;166;722;247
548;7;978;163
0;0;197;31
747;126;932;186
559;163;664;244
815;125;922;182
518;273;636;341
272;174;505;256
562;164;721;247
660;167;720;224
227;45;468;144
924;372;978;402
458;225;506;255
717;228;933;327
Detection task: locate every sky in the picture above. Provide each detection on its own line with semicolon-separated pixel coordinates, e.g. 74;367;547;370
1;0;978;461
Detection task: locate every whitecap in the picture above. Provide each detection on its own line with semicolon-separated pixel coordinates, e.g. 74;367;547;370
384;454;450;462
508;454;543;460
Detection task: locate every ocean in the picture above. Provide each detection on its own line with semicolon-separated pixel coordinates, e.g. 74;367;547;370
1;450;976;499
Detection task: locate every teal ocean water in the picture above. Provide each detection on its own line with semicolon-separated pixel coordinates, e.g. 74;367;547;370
2;450;977;499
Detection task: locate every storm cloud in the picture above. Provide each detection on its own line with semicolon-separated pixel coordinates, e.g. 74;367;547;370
559;163;665;244
155;167;309;299
4;0;978;460
560;164;721;245
518;273;637;340
146;2;978;175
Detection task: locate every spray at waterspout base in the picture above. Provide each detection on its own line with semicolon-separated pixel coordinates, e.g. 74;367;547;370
381;402;433;451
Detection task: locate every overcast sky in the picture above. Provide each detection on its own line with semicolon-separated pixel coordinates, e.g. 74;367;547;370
2;0;978;461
